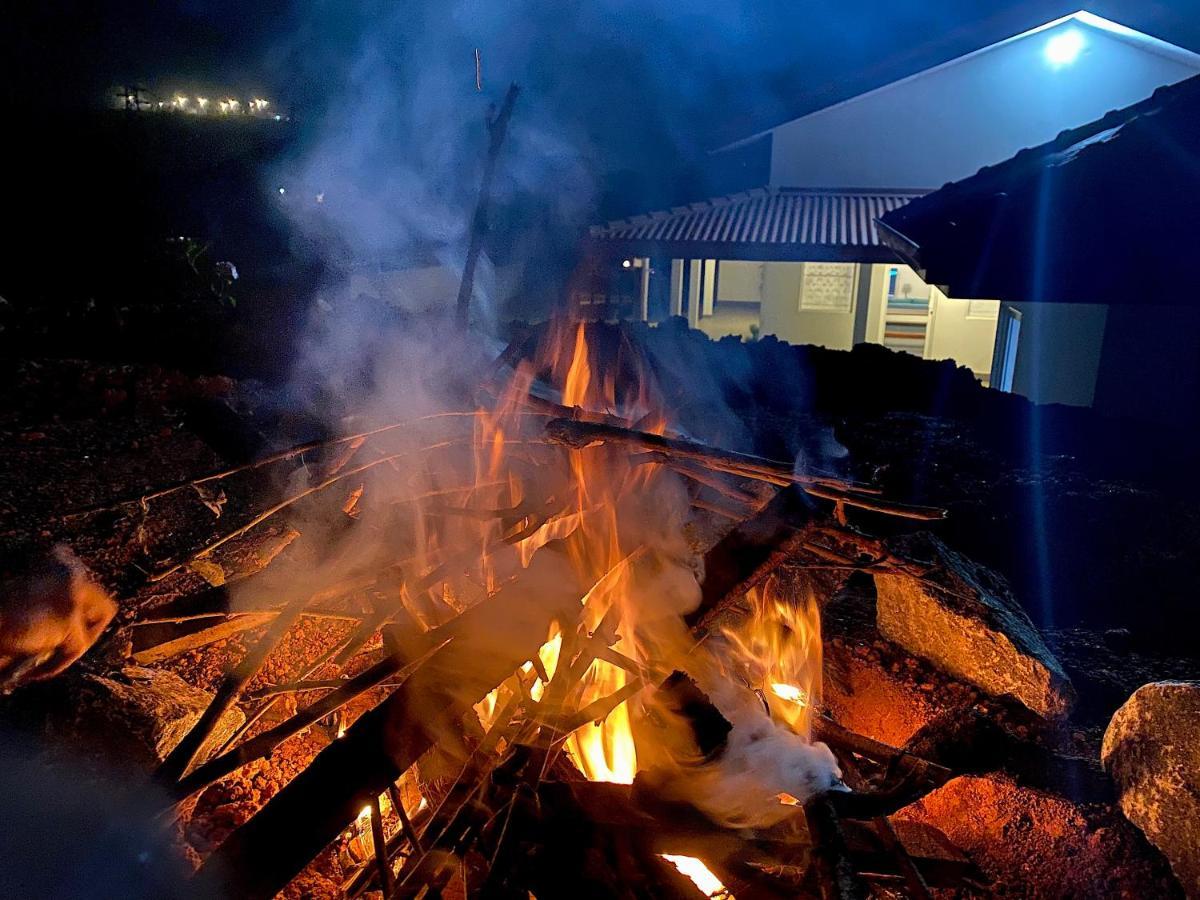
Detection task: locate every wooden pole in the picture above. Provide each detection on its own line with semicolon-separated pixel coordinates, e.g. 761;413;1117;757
369;794;393;897
455;82;520;330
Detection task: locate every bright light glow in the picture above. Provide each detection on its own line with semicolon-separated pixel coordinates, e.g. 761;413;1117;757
621;259;632;268
770;682;808;706
1045;28;1085;65
661;855;729;897
196;96;209;110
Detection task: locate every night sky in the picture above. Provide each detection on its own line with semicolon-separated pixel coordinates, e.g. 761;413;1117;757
6;1;1200;309
15;2;1200;141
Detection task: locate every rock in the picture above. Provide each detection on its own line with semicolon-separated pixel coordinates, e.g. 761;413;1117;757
1102;681;1200;896
873;532;1075;718
897;773;1182;898
822;637;943;746
73;665;244;770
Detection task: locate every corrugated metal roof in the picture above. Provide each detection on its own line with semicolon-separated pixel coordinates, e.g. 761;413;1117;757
588;187;925;261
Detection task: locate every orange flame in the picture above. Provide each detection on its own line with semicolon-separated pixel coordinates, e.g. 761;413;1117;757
661;855;730;897
722;574;822;738
470;319;823;790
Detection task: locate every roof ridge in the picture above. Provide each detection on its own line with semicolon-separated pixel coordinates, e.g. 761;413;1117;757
716;11;1200;154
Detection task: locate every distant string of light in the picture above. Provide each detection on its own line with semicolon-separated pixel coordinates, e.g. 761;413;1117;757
118;89;282;120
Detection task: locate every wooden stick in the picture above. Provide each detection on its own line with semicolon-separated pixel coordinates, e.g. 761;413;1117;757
156;588;316;786
129;613;276;665
343;803;432;899
135;605;362;626
391;700;530;897
872;815;933;900
544;418;946;521
552;678;645;736
61;412;491;519
244;676;402;701
839;754;933;900
175;640;451;799
148;440;460;582
803;796;870;900
369;793;393;897
389;784;423;856
546;418;856;489
150;439;547;583
190;545;583;900
687;485;816;631
812;716;952;787
657;454;761;505
456;82;520;330
211;510;548;759
691;495;752;520
214;633;359;757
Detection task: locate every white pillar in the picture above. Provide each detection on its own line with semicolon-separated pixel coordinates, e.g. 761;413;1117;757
669;259;683;317
702;260;716;317
638;258;651;322
687;259;702;329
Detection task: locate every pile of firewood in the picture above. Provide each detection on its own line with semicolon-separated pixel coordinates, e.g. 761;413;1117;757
50;327;1162;899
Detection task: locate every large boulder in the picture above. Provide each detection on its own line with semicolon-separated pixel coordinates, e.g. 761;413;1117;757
1102;681;1200;896
873;533;1075;718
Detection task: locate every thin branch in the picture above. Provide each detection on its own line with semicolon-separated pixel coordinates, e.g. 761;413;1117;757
545;418;946;521
174;638;451;800
149;439;544;582
389;784;423;856
156;588;316;786
62;411;493;519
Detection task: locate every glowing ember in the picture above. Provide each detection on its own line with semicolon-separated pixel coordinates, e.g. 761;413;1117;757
661;855;730;897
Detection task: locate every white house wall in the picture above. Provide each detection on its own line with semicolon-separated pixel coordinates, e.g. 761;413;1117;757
715;261;765;302
1004;302;1109;407
926;291;1000;381
768;19;1200;189
759;262;857;350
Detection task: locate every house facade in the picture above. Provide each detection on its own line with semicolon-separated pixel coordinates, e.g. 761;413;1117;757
580;11;1200;393
878;71;1200;423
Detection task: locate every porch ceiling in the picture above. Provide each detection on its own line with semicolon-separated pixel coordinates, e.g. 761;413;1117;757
586;186;925;262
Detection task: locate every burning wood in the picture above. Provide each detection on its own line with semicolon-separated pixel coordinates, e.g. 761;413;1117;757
54;319;1079;898
543;417;947;521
